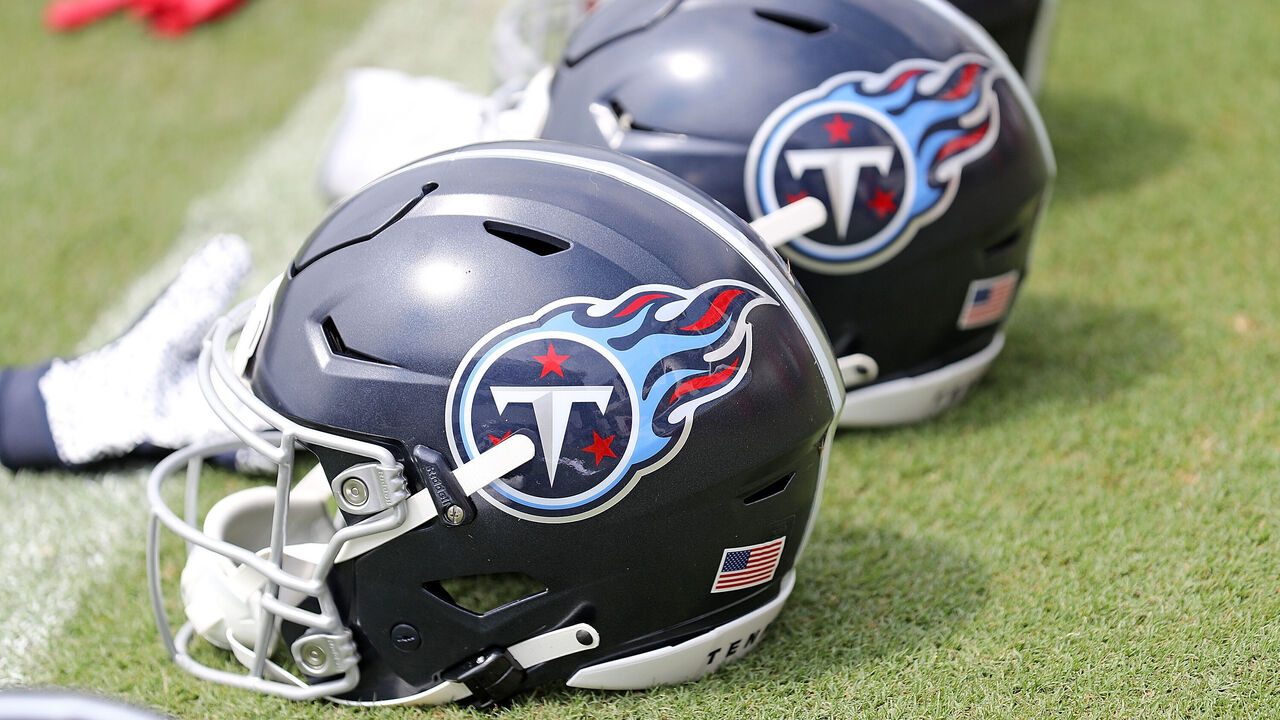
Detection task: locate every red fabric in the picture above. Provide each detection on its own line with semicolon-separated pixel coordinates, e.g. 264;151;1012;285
45;0;132;30
146;0;247;36
45;0;248;36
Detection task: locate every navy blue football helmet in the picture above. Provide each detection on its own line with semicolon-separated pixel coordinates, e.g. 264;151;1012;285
0;691;169;720
540;0;1056;426
493;0;1057;93
948;0;1057;92
147;141;842;706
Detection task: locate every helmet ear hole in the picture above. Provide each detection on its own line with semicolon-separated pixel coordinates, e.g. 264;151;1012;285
423;573;548;616
983;230;1022;260
742;472;796;505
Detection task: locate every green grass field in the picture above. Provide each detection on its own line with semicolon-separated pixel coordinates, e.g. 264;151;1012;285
2;0;1279;717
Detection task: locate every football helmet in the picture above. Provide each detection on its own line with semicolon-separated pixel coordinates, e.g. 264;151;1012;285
147;141;843;706
492;0;1057;93
539;0;1056;426
0;691;168;720
948;0;1058;93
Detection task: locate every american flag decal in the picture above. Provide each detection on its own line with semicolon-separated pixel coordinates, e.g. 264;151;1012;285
711;537;785;593
957;270;1020;330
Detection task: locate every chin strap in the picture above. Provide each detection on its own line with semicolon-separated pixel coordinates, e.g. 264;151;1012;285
333;436;535;562
330;622;601;708
180;465;335;653
749;196;827;249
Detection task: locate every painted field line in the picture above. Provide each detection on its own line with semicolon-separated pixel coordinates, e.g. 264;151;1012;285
0;0;505;683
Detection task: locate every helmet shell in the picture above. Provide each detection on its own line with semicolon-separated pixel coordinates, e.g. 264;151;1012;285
541;0;1054;412
249;141;841;701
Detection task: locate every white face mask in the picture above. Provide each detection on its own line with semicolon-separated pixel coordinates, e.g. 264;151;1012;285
147;298;567;703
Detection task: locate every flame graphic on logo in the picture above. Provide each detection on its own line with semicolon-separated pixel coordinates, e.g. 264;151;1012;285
479;281;776;469
746;52;1004;273
831;53;1001;221
446;279;779;522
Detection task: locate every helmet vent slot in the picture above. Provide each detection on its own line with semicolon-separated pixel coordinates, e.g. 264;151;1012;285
753;9;830;35
484;220;572;256
322;316;399;367
743;472;795;505
983;231;1022;260
424;573;547;616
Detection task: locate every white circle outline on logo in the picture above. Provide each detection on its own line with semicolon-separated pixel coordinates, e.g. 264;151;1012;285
746;81;922;276
458;329;641;517
753;100;916;266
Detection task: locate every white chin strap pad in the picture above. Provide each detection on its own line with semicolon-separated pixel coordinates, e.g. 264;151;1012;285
566;571;795;690
839;332;1005;427
181;546;264;651
180;467;335;652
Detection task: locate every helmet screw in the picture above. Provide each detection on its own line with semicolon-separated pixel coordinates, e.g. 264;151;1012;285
576;629;593;646
444;504;465;524
300;641;328;672
341;478;369;507
391;623;421;652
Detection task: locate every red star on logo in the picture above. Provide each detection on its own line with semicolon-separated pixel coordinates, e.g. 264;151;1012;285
867;188;899;219
582;431;617;467
488;430;512;446
823;114;854;144
533;342;570;378
785;190;810;204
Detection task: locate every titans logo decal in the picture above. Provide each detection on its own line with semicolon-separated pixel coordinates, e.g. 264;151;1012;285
447;281;776;523
745;53;1005;274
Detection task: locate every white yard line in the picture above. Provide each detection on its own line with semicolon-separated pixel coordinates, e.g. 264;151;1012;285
0;475;143;683
0;0;503;683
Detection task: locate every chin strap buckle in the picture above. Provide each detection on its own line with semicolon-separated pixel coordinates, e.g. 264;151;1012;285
444;648;526;709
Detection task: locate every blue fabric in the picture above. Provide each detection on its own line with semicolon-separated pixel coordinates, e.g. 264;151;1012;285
0;362;63;470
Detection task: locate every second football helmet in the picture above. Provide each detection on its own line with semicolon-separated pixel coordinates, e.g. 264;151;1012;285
492;0;1057;93
540;0;1056;426
148;141;843;706
947;0;1058;93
